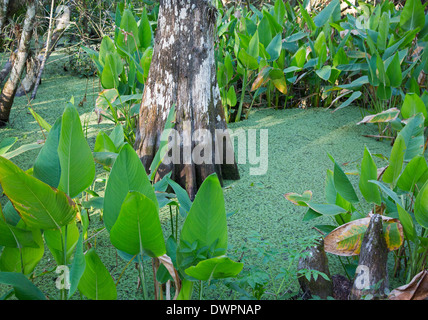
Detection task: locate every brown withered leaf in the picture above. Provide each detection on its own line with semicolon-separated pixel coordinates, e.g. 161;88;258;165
389;270;428;300
158;254;181;300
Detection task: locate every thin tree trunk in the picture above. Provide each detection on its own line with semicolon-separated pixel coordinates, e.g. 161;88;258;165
0;0;9;32
16;5;70;99
0;52;14;84
134;0;239;200
0;0;36;126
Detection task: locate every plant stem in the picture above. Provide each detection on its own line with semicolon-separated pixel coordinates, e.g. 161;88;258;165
199;280;203;300
169;205;174;237
235;68;247;122
175;206;179;241
138;259;148;300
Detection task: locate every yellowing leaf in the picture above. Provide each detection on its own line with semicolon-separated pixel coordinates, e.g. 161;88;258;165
324;216;403;256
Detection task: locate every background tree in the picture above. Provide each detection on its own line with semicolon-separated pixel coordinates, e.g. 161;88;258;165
0;0;37;126
134;0;240;200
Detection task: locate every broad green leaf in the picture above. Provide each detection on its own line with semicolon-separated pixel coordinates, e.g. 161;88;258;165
415;180;428;229
377;12;390;52
177;174;227;270
315;65;332;81
109;125;125;150
359;147;381;205
313;0;340;27
166;177;192;216
77;248;117;300
397;156;428;192
226;86;237;107
258;16;272;48
58;102;95;199
96;88;119;112
273;0;286;25
101;54;120;89
116;9;140;56
399;113;425;161
0;157;76;230
103;144;157;232
386;53;402;88
33;117;61;188
400;0;425;31
137;47;153;84
224;52;234;83
184;256;243;281
299;4;316;31
325;169;337;204
238;48;259;70
248;30;259;59
0;218;38;248
383;134;406;187
99;36;116;67
314;31;327;57
68;233;86;299
290;46;306;69
397;204;416;243
376;53;389;87
28;108;51;132
305;202;348;217
44;221;80;265
94;131;117;153
334;91;361;111
176;278;194;300
0;272;46;300
262;9;282;34
0;221;44;275
334;161;359;203
284;31;309;43
369;180;401;204
2;142;43;160
266;33;282;61
401;93;428;120
0;137;17;155
110;191;166;258
138;8;153;49
333;47;349;67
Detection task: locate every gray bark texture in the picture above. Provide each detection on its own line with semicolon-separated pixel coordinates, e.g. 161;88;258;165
297;238;333;299
349;214;389;300
134;0;239;200
0;0;36;126
16;5;70;98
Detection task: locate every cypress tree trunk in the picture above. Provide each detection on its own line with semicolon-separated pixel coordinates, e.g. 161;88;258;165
0;0;36;126
0;0;9;32
134;0;239;200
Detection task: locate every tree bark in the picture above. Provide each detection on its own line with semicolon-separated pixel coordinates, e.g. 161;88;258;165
16;5;70;98
0;0;36;126
0;52;14;84
349;214;389;300
134;0;239;200
0;0;9;32
297;238;333;299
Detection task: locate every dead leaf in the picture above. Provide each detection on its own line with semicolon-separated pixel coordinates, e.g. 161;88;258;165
389;270;428;300
158;254;181;300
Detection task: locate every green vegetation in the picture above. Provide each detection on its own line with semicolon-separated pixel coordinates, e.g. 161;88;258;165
0;0;428;301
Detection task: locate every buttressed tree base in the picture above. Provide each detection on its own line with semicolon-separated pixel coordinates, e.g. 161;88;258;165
134;0;240;200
